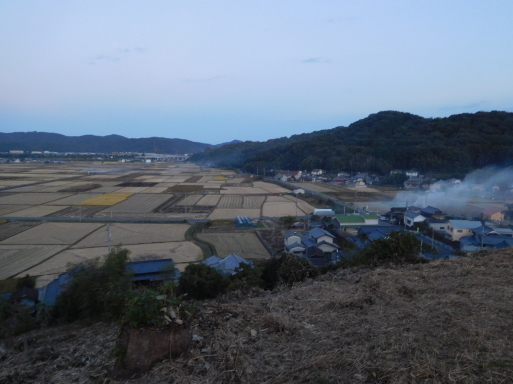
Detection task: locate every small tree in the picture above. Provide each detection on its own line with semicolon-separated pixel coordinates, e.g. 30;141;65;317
178;263;225;300
278;255;318;286
16;274;36;290
359;231;421;266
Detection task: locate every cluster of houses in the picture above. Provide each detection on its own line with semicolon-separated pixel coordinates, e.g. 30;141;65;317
275;169;380;186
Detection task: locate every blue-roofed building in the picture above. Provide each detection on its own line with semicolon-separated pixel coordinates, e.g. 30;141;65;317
202;255;223;268
127;259;180;282
235;216;255;228
216;254;253;275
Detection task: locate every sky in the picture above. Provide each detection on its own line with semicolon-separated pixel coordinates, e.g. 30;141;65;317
1;1;513;145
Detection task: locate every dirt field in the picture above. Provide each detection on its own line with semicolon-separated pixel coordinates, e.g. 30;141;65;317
283;195;316;215
0;222;104;245
243;195;266;208
102;194;171;213
218;195;243;208
291;182;334;193
209;208;261;219
197;195;221;206
77;193;133;206
0;221;41;242
0;192;73;205
0;244;68;280
0;205;32;216
44;194;103;206
221;187;269;194
262;201;306;217
72;223;190;248
198;232;270;259
175;195;203;206
5;205;69;218
253;181;291;194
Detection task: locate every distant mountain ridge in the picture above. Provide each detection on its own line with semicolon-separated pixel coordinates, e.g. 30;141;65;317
0;132;215;154
190;110;513;175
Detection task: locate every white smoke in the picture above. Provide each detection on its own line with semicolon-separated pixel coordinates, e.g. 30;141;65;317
390;166;513;216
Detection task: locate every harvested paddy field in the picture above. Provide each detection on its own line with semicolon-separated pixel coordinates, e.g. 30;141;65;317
58;183;103;193
254;181;292;193
266;195;291;202
100;194;171;214
209;208;261;219
213;176;229;181
283;195;316;215
218;195;243;208
115;182;157;187
221;186;268;194
72;223;190;248
84;186;123;193
243;195;266;208
19;241;202;287
291;182;334;193
0;222;103;245
175;195;203;206
5;205;68;218
167;184;204;193
198;232;270;259
140;186;168;193
0;205;32;216
0;221;41;242
44;194;103;205
0;245;68;280
197;195;221;206
0;192;72;205
49;206;106;218
262;201;306;217
115;186;150;193
77;193;133;206
184;176;202;183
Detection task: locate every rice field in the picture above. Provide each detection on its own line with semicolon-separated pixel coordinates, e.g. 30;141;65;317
77;193;133;206
213;176;229;181
175;195;203;206
101;194;172;213
220;187;269;194
72;223;190;248
262;201;306;217
218;195;243;208
0;192;73;205
5;205;68;218
0;245;68;280
0;222;104;245
209;208;261;219
198;233;270;259
197;195;221;206
243;195;266;208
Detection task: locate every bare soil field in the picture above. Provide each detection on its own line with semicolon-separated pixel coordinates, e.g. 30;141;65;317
49;206;106;218
0;192;73;205
19;241;202;287
0;205;32;216
291;182;334;193
0;244;68;280
0;221;41;242
209;208;261;219
0;222;103;245
197;195;221;206
116;182;158;187
139;186;168;194
283;195;316;215
262;201;305;217
184;176;202;183
44;194;103;205
220;187;268;194
5;205;69;218
265;195;290;202
152;195;184;213
85;186;123;193
167;185;204;193
115;187;150;193
175;195;203;206
243;195;266;208
72;223;190;248
198;232;270;259
101;194;172;214
58;183;103;192
218;195;243;208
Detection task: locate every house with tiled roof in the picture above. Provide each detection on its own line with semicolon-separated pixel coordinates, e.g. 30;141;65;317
446;220;483;241
332;214;379;235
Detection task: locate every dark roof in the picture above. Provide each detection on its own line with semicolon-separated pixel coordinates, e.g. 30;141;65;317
421;206;444;215
10;287;39;305
308;227;335;239
127;259;178;281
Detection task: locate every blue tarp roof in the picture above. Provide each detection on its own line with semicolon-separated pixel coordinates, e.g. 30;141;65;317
203;255;223;267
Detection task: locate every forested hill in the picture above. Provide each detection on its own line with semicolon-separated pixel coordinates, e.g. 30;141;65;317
0;132;212;154
190;111;513;175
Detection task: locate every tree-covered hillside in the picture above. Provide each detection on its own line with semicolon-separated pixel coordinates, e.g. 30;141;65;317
0;132;212;154
190;111;513;175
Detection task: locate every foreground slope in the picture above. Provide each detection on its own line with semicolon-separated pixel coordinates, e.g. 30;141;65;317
2;249;513;383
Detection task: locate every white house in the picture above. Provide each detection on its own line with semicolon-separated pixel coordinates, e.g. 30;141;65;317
404;211;426;228
446;220;483;241
311;169;323;176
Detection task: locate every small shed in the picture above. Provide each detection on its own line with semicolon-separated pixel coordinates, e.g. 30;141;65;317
235;216;255;228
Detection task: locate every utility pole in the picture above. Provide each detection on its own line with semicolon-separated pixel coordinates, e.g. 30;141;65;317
107;224;112;253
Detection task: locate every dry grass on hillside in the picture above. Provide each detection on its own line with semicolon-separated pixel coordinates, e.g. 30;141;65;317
1;249;513;383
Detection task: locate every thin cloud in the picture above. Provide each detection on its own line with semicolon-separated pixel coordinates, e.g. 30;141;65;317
185;75;225;83
438;101;487;112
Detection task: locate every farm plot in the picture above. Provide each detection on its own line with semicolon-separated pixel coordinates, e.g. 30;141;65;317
253;181;291;194
99;194;172;213
209;209;260;220
175;195;203;206
140;186;168;194
44;194;103;205
115;187;150;193
197;195;221;206
266;196;291;202
0;192;73;205
77;193;133;206
116;182;158;187
50;206;107;218
262;201;306;217
0;205;32;216
154;206;214;214
0;222;104;245
243;195;266;209
6;205;69;218
230;178;248;184
0;245;68;280
167;185;204;193
184;176;202;183
58;183;103;192
0;221;41;242
72;223;190;248
153;195;184;213
198;233;270;259
197;176;213;183
19;241;203;287
213;176;229;181
83;186;122;193
283;195;316;215
220;187;268;194
218;195;243;208
290;182;333;193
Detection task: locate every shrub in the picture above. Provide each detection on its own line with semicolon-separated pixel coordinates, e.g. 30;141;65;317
357;231;422;266
278;255;318;286
227;263;264;291
178;263;226;300
15;274;36;290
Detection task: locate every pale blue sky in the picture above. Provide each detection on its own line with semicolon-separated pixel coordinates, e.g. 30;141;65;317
1;1;512;144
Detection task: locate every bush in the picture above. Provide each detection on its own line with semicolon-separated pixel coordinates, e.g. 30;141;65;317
15;274;36;290
356;231;422;266
227;263;264;291
51;246;132;322
178;263;226;300
278;255;318;286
